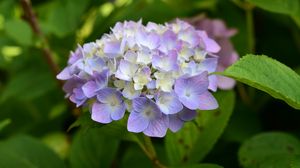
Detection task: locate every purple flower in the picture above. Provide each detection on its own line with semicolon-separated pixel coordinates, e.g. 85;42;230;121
168;107;197;132
174;71;218;110
152;50;179;72
155;92;183;115
92;88;126;123
62;76;87;107
127;97;168;137
57;19;222;137
187;16;239;89
82;70;109;98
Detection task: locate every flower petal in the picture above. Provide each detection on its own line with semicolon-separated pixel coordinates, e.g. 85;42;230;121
110;103;126;120
127;111;149;133
198;91;219;110
178;107;197;121
167;114;184;132
57;67;72;80
97;88;122;104
115;60;138;81
143;116;168;137
82;81;98;98
156;92;183;115
91;102;113;124
103;41;121;58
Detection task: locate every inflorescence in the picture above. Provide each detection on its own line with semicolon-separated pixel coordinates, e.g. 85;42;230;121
57;19;231;137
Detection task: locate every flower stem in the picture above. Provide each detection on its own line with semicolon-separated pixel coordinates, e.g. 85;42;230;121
20;0;62;87
136;135;167;168
245;5;255;53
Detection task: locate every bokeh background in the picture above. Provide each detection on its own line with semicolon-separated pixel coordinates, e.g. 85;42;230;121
0;0;299;167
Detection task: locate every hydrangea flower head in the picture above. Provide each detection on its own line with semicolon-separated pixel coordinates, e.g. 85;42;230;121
57;19;221;137
186;15;239;90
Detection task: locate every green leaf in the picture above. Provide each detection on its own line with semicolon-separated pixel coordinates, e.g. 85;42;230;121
120;145;152;168
239;132;300;168
69;128;120;168
0;68;56;102
247;0;299;15
165;90;235;165
222;55;300;109
4;19;33;46
0;118;11;132
171;164;224;168
69;112;137;141
0;135;65;168
44;0;90;37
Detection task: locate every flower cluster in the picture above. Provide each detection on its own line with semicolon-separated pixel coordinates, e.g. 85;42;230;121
57;19;221;137
187;15;239;89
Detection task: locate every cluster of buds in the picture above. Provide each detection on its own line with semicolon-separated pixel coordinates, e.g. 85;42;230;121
57;19;233;137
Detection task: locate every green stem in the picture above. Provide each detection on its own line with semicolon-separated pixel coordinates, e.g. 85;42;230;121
246;6;255;53
136;135;167;168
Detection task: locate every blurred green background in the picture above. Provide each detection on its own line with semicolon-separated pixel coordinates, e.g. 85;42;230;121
0;0;299;167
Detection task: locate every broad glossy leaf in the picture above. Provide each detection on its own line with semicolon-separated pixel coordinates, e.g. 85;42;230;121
223;55;300;109
239;132;300;168
69;128;120;168
4;19;33;46
247;0;299;15
165;90;235;165
0;135;65;168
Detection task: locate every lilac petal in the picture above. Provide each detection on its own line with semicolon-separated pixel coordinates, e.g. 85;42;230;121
136;49;152;65
110;103;126;120
168;114;184;132
217;75;236;90
69;94;86;107
97;88;122;104
198;91;219;110
63;76;85;93
175;72;209;109
159;30;178;53
127;111;149;133
115;60;138;81
91;102;112;123
152;51;178;72
143;116;168;137
147;32;160;49
57;67;72;80
136;30;160;50
156;92;183;115
208;75;218;92
82;81;98;98
203;37;221;53
201;58;218;73
178;27;200;47
103;41;121;58
178;108;197;121
132;97;149;113
147;80;156;89
93;70;109;89
132;97;161;118
68;46;83;64
124;50;137;63
175;91;200;110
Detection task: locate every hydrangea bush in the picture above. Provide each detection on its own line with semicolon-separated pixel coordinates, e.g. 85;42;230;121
57;19;223;137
